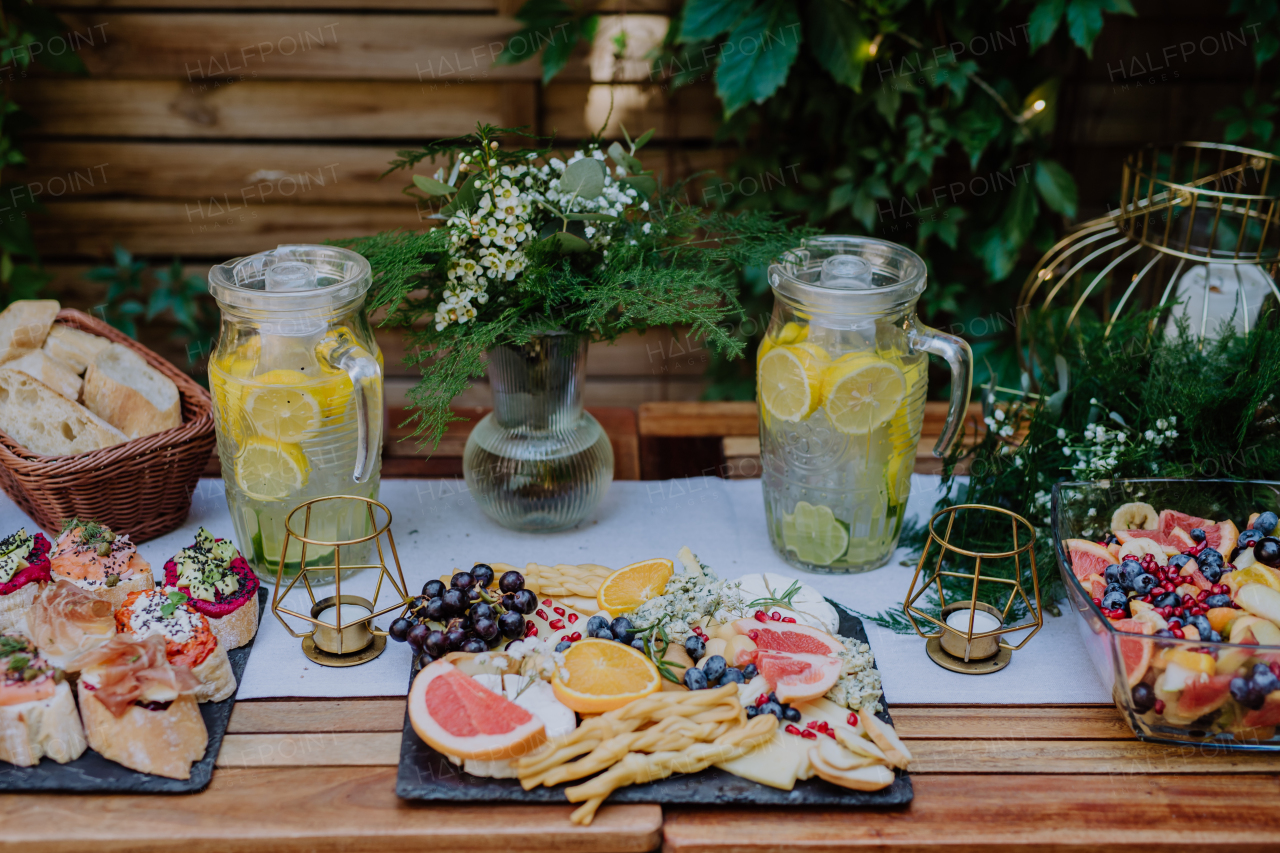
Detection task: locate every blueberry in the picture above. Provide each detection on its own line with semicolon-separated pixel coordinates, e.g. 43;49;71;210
440;588;467;616
1131;573;1158;596
1198;547;1224;570
684;667;709;690
1119;561;1146;590
424;630;447;657
1256;537;1280;568
632;638;647;651
1153;629;1175;638
1252;663;1280;697
460;637;488;654
1255;511;1279;535
510;589;538;614
1102;589;1129;610
586;615;610;634
1200;562;1223;584
389;617;413;642
471;564;495;589
499;570;525;594
783;706;802;723
702;655;727;684
470;602;495;622
497;611;524;639
760;701;784;719
742;663;759;680
720;667;746;685
1231;676;1264;710
423;579;446;599
1168;554;1192;571
1206;629;1223;642
610;616;635;643
1186;614;1213;639
1104;563;1123;585
1131;683;1156;714
768;692;779;704
555;640;572;653
407;622;430;651
745;705;759;719
1205;593;1232;609
1153;591;1180;609
684;634;706;662
1188;528;1207;543
590;625;615;640
1105;582;1125;596
1239;529;1264;550
451;571;475;591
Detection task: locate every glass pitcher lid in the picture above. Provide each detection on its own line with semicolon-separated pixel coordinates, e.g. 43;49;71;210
769;236;927;315
208;245;371;315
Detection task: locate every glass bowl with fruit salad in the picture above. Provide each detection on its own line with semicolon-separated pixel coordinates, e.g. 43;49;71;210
1052;479;1280;750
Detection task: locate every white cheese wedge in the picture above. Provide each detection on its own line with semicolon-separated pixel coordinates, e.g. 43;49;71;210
715;729;808;790
526;597;592;644
726;573;840;632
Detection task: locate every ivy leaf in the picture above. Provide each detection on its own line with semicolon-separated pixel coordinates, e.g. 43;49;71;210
679;0;749;42
563;212;618;221
715;0;802;117
1028;0;1065;53
1065;0;1135;58
1035;159;1078;218
559;157;606;198
412;174;456;196
873;84;902;127
496;0;597;84
805;0;866;90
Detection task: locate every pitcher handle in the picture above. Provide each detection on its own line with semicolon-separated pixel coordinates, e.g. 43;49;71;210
909;323;973;458
318;330;383;483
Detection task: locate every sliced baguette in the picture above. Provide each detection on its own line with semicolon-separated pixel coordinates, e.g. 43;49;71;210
83;343;181;439
43;324;110;374
191;642;237;703
77;682;207;779
0;300;60;364
206;597;258;651
49;559;154;617
6;349;82;402
0;680;87;766
0;581;41;635
0;368;127;456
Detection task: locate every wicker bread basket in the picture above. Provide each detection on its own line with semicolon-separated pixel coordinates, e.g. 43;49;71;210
0;308;216;543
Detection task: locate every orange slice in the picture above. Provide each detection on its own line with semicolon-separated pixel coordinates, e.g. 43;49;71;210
1224;565;1280;595
551;638;661;713
596;557;674;615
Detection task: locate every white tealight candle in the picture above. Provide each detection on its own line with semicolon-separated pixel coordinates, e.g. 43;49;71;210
945;608;1001;634
317;604;371;626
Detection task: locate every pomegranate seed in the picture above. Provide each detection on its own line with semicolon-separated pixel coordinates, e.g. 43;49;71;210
536;608;548;621
567;613;579;624
748;629;760;641
800;730;818;740
1197;591;1209;601
1270;663;1280;679
755;694;768;707
785;724;802;736
542;599;553;607
1142;594;1152;603
824;729;837;739
553;606;565;617
770;611;782;621
1093;598;1102;606
847;712;859;727
549;619;565;630
806;720;819;729
1173;607;1185;617
1171;628;1185;639
1154;699;1166;714
754;610;768;623
781;616;796;623
525;624;538;637
1192;607;1205;616
569;632;582;641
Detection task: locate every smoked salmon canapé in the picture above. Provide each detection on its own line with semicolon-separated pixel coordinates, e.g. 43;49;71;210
162;527;259;650
71;634;207;779
49;519;153;611
116;588;236;703
0;529;51;634
25;579;116;671
0;632;87;767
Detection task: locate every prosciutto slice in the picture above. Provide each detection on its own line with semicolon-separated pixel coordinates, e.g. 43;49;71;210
27;579;115;657
69;634;202;717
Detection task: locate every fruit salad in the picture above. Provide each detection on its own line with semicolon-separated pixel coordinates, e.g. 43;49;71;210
1065;502;1280;741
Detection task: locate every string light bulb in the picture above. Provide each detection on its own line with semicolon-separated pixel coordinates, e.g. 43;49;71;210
868;34;883;57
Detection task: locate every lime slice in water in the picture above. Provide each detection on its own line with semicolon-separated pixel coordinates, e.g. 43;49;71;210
782;501;850;566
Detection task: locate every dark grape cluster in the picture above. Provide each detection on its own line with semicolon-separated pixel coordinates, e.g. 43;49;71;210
389;564;533;669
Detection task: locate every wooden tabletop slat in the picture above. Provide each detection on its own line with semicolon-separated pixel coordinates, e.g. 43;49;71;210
1;766;663;853
217;732;402;767
661;774;1280;853
229;698;406;733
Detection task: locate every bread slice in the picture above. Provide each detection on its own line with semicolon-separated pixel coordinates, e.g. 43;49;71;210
0;368;127;456
6;349;82;402
191;642;237;703
0;679;88;766
0;581;40;634
50;562;154;615
43;324;110;374
0;300;60;364
83;343;181;439
77;682;207;779
207;597;258;651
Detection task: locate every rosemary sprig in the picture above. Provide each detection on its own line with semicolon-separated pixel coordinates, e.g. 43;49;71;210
0;635;31;656
745;579;803;612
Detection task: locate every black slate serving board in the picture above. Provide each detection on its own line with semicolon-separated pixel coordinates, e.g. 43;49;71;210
396;601;912;807
0;589;263;794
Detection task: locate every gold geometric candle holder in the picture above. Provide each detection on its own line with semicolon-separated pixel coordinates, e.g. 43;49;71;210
904;504;1043;675
271;495;410;667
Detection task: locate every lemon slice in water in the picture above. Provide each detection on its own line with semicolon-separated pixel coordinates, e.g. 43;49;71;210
821;355;906;435
782;501;850;566
758;346;827;422
243;370;322;442
234;437;309;500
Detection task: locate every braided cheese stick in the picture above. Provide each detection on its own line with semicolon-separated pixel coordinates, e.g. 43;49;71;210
535;717;734;788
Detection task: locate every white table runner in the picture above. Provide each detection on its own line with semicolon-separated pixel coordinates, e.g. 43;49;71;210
0;476;1109;705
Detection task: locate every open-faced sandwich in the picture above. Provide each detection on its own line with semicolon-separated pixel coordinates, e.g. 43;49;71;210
163;527;259;650
0;632;86;767
0;528;51;634
24;579;117;671
71;634;207;779
50;520;153;611
115;588;236;703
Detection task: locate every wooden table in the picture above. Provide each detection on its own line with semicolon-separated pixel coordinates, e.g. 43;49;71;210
10;403;1280;852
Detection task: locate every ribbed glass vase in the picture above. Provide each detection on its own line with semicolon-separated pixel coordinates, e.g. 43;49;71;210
463;332;613;532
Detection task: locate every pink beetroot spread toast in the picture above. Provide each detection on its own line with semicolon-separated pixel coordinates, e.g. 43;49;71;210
0;531;51;596
162;528;258;619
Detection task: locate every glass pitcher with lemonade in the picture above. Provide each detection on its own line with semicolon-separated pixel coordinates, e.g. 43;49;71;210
758;236;972;573
208;245;384;583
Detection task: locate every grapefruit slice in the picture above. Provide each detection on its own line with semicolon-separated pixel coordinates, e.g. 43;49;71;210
408;660;546;761
1084;573;1107;600
755;650;842;704
732;618;844;656
1115;529;1193;557
1065;539;1115;582
1158;511;1237;555
1112;618;1154;687
1176;673;1234;719
1243;694;1280;728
